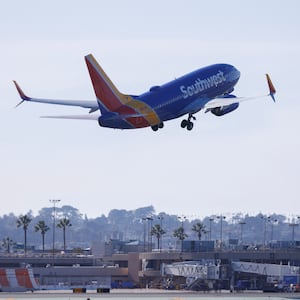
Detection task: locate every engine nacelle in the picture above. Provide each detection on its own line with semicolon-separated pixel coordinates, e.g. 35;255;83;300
211;102;239;116
210;94;239;116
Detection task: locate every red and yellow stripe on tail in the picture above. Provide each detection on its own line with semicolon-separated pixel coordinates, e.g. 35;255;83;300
85;54;161;128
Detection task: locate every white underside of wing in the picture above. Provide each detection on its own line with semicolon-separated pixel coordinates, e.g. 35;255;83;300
204;94;267;110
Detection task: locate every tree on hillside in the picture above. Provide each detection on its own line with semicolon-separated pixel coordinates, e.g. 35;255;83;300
134;206;155;219
16;214;32;254
57;217;72;251
35;220;50;253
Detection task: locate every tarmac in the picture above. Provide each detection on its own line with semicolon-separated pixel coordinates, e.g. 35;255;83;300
0;289;300;299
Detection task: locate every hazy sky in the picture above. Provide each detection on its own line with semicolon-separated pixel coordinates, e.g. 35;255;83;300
0;0;299;219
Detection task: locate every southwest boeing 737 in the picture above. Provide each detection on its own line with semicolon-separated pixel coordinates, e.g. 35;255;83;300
14;54;276;131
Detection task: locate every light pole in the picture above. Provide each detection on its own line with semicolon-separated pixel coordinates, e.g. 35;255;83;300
146;216;153;252
217;215;226;250
268;218;277;241
239;221;246;245
289;217;300;245
178;216;186;252
209;217;214;241
260;215;268;248
289;223;298;244
142;217;147;252
49;199;60;265
158;215;164;252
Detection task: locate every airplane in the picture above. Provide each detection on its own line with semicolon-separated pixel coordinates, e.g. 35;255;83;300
14;54;276;131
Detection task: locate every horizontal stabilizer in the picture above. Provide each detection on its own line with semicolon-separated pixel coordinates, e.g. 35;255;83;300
41;114;99;120
41;113;146;122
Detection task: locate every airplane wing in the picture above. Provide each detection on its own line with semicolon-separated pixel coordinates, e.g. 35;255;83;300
13;81;99;113
204;95;264;110
204;74;276;110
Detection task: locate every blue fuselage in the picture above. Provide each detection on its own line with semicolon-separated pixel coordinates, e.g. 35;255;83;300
142;64;240;119
100;64;240;129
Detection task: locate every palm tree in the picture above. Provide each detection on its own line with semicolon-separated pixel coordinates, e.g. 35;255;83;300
173;227;188;252
57;217;72;251
35;220;50;253
150;224;166;250
16;214;32;254
192;222;206;241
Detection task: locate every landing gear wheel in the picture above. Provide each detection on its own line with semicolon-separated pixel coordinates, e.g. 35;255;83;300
181;114;195;130
187;122;194;131
151;122;164;131
181;120;188;128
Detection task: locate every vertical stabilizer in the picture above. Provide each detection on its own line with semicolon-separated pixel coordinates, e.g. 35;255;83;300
85;54;128;113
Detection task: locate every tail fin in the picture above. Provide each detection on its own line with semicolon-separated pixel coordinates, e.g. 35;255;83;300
266;74;276;102
85;54;128;113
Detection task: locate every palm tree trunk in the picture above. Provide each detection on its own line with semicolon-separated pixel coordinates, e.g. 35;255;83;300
24;229;27;254
42;234;45;253
63;228;66;251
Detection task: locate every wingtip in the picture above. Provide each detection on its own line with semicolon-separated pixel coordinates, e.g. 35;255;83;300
13;80;31;101
84;53;94;61
266;74;276;102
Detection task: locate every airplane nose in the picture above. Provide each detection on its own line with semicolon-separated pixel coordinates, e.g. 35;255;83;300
230;66;240;82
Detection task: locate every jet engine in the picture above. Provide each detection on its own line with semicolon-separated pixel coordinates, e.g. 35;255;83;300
211;102;239;116
210;95;239;116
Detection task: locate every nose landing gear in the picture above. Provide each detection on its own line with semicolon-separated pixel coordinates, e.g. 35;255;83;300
181;114;196;131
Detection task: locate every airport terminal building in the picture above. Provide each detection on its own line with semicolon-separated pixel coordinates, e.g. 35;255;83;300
0;239;299;292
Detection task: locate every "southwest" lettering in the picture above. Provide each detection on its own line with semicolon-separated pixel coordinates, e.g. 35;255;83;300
180;71;226;99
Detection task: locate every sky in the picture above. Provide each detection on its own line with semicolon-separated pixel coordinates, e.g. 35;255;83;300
0;0;299;220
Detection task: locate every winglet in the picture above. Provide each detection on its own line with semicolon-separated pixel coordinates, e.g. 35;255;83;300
13;81;32;107
266;74;276;102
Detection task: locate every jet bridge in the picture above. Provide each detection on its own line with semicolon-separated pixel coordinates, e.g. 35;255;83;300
231;261;300;277
161;260;220;280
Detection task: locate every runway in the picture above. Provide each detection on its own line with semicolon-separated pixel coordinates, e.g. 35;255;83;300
0;289;299;300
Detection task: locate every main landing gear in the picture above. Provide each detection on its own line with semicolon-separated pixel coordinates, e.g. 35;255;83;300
181;114;196;131
151;122;164;131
